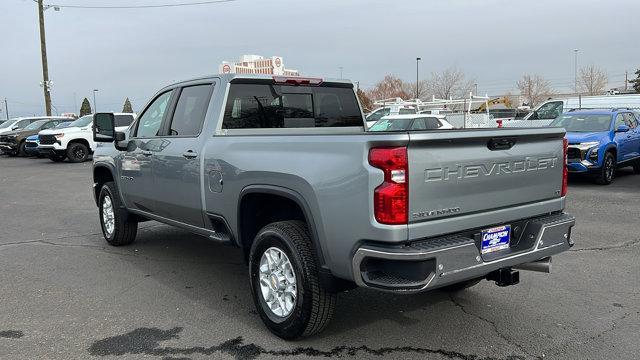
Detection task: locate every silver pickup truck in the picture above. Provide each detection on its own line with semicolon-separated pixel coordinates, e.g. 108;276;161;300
92;74;575;339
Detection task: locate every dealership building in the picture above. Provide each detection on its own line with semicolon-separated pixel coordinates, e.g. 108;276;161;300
218;55;299;76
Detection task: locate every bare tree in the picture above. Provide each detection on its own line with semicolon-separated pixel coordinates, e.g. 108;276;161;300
516;74;555;107
356;88;374;112
428;67;474;99
402;79;432;100
366;75;411;101
577;65;608;95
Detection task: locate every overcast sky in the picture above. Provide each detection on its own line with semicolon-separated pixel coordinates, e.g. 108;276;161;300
1;0;638;116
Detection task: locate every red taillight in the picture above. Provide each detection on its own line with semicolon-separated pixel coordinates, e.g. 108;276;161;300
496;120;503;128
273;76;323;86
561;137;568;197
369;147;408;225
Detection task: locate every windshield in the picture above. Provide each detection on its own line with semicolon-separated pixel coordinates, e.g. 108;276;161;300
369;118;413;131
550;114;612;132
68;115;93;128
24;120;48;131
53;122;71;129
0;119;16;129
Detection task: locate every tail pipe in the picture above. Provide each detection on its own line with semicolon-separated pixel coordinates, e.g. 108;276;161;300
513;257;552;273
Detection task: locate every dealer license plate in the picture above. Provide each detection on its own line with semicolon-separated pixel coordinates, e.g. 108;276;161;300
480;225;511;254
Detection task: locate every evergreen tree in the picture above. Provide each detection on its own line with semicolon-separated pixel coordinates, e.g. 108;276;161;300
630;69;640;93
80;98;92;116
122;98;133;113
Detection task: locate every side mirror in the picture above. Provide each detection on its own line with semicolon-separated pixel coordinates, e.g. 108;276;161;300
615;125;630;133
93;113;115;142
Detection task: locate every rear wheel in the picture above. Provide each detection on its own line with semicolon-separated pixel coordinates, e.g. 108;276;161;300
249;220;336;339
67;142;89;163
98;181;138;246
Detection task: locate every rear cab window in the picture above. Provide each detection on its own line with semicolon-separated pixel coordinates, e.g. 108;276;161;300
222;82;362;129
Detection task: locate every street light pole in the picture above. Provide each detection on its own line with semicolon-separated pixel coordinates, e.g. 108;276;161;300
474;83;478;96
37;0;52;116
574;49;579;94
4;98;9;120
415;57;421;99
93;89;99;113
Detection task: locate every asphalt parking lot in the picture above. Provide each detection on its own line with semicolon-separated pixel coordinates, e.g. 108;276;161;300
0;156;638;360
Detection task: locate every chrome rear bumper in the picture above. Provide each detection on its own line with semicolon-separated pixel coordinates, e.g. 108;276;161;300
352;213;575;293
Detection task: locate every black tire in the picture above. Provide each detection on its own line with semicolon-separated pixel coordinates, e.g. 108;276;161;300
18;141;27;157
249;220;336;339
98;181;138;246
595;152;615;185
48;153;66;162
633;163;640;175
67;142;89;163
440;278;483;293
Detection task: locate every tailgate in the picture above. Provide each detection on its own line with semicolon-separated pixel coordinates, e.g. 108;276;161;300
407;128;565;224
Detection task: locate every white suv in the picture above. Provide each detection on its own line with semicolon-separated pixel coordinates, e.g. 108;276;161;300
38;113;135;162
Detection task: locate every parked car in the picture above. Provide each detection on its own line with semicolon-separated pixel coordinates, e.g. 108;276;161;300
504;94;640;127
0;118;72;156
38;113;135;162
24;121;74;157
368;114;455;131
366;103;418;127
549;109;640;184
91;73;575;339
0;116;64;136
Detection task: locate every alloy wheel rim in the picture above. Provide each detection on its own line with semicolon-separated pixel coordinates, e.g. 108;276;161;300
606;158;614;181
258;247;297;318
102;195;115;236
74;148;85;159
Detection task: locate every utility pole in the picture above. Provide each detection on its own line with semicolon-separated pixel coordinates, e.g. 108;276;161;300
625;71;628;92
338;67;343;79
37;0;52;116
415;57;421;99
474;83;478;96
4;98;8;120
93;89;99;113
573;49;579;95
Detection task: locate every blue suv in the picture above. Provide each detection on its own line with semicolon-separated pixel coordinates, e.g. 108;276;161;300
550;109;640;184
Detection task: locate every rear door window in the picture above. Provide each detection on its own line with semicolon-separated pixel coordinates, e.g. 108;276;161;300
223;83;362;129
168;84;212;136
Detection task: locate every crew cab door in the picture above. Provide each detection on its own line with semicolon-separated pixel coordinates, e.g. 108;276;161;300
623;112;640;160
119;90;174;214
613;113;634;162
150;82;215;228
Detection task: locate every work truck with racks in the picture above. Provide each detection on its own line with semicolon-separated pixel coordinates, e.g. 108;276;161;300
92;73;575;339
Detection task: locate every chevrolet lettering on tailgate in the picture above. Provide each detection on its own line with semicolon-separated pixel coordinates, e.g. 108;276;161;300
424;157;557;182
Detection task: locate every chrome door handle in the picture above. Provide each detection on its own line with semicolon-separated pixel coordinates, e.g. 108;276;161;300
142;150;153;156
182;150;198;159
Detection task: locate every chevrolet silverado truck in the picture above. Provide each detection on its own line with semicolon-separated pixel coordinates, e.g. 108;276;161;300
91;74;575;339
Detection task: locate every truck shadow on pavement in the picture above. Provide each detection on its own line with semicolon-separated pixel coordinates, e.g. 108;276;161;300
87;326;526;360
92;226;535;360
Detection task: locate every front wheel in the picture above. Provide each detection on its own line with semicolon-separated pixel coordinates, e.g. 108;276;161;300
67;142;89;163
98;181;138;246
18;141;27;157
595;152;615;185
249;221;336;339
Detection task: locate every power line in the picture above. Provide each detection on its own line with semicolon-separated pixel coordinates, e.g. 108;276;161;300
47;0;237;9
